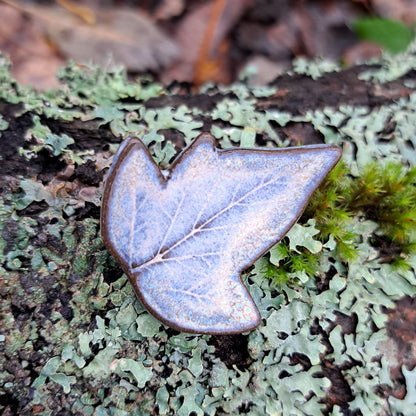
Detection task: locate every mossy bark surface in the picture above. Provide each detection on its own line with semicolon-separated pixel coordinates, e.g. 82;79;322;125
1;52;416;415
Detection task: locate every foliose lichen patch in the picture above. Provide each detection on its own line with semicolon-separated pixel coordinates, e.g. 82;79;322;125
0;45;416;415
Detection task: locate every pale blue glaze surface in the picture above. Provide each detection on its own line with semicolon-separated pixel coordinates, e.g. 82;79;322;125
101;134;341;334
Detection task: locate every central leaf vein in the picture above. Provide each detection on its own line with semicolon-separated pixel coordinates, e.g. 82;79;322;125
132;172;283;272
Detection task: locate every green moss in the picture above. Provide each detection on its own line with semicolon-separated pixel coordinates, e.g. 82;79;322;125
258;159;416;287
306;160;416;266
348;161;416;242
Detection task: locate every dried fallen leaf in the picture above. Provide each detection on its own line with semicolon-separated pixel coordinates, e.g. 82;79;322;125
372;0;416;25
342;40;382;66
47;8;179;72
3;3;179;73
101;133;341;334
0;4;64;88
293;1;362;59
56;0;96;25
154;0;186;20
163;0;252;84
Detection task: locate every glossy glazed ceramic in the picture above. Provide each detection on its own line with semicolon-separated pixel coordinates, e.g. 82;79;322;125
101;133;341;334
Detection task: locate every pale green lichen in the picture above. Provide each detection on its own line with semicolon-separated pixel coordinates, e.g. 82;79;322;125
359;40;416;83
292;56;341;79
0;48;416;416
0;114;8;132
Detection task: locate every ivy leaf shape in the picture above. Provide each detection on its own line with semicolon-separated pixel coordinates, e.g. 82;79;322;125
101;133;341;334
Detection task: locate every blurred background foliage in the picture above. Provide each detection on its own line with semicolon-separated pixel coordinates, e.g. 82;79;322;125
1;0;416;89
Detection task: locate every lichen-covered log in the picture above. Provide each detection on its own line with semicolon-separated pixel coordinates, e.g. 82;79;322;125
0;48;415;416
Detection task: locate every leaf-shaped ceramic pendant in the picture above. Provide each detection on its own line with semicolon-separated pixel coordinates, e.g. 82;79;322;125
101;133;341;334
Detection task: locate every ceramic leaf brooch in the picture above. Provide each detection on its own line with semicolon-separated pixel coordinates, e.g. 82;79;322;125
101;133;341;334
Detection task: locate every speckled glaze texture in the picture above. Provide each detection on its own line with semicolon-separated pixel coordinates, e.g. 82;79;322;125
101;133;341;334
